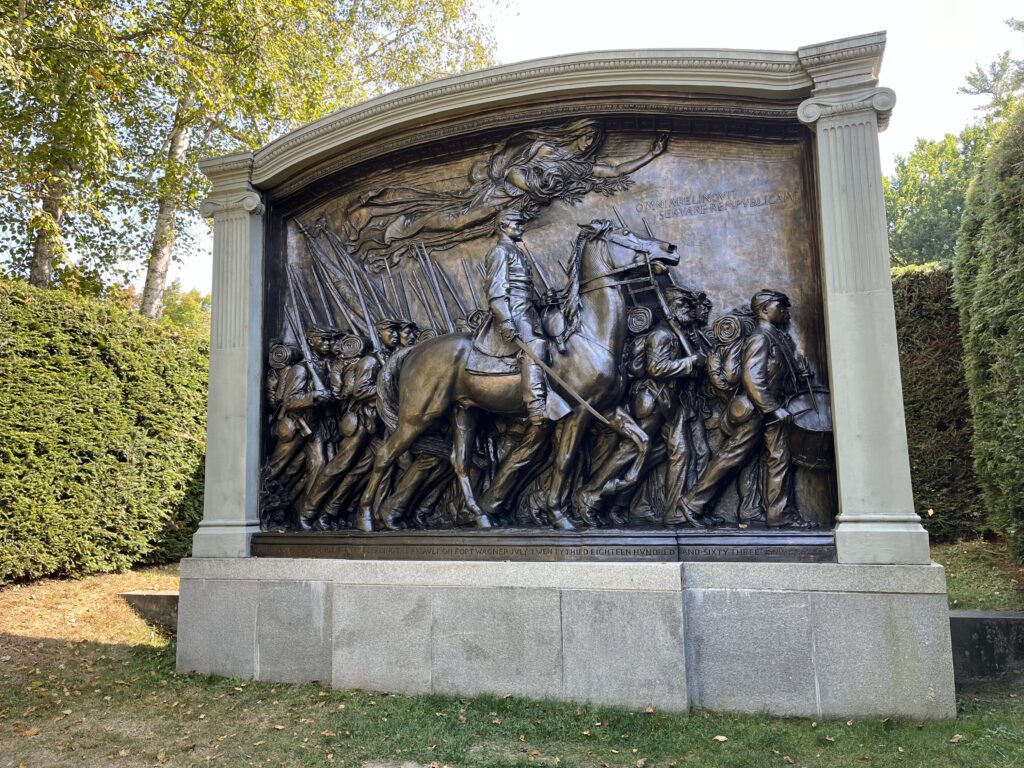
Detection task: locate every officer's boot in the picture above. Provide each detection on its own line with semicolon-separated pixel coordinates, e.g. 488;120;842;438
522;340;547;425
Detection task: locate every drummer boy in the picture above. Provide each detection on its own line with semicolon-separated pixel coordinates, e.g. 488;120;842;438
669;289;817;529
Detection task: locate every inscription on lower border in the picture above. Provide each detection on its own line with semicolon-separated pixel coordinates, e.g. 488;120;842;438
251;530;836;563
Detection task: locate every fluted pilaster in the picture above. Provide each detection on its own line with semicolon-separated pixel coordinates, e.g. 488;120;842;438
798;80;929;564
192;153;265;558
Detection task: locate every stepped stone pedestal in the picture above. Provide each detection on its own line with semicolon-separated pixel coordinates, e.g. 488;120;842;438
178;33;957;719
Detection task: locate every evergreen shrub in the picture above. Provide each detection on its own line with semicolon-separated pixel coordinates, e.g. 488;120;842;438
0;278;208;583
955;106;1024;561
892;264;983;540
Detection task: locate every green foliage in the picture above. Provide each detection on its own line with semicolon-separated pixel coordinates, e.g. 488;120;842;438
0;0;497;296
892;264;984;540
884;123;991;266
0;277;208;583
159;280;211;333
954;103;1024;563
960;18;1024;118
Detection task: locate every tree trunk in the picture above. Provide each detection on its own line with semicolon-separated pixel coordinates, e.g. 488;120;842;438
28;184;67;287
140;100;193;319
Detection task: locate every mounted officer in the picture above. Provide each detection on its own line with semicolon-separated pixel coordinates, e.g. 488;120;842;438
473;210;550;425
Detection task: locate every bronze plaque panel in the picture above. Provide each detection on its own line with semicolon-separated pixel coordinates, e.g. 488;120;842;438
259;103;836;553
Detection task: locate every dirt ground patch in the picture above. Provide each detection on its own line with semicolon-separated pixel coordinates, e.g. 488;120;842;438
0;565;179;648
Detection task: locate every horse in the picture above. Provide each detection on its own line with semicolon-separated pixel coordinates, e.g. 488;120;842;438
355;219;680;531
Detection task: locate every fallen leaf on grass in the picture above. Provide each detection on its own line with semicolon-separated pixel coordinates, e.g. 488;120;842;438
847;720;854;726
783;757;794;765
491;718;502;725
713;735;728;742
950;734;964;744
644;706;654;714
636;759;647;768
19;726;40;737
825;735;835;743
273;725;285;730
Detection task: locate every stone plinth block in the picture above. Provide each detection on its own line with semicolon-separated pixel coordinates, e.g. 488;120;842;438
177;559;956;719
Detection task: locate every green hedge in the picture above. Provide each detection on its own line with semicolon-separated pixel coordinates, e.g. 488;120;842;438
0;278;208;583
892;264;984;540
955;108;1024;562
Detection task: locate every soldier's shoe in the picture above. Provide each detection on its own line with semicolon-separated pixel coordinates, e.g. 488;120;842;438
574;488;601;527
354;509;374;532
695;511;726;528
551;512;576;531
297;513;318;532
768;513;819;530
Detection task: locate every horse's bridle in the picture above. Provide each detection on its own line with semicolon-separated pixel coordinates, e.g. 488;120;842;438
579;235;662;295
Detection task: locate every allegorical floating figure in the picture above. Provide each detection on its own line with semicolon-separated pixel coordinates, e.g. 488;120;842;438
341;118;668;268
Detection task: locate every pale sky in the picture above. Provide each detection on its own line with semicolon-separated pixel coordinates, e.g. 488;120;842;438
168;0;1023;293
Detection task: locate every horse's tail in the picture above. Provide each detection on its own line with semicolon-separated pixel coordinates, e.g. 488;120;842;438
376;347;413;432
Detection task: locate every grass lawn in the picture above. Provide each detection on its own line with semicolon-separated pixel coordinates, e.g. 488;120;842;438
1;556;1022;768
932;538;1024;610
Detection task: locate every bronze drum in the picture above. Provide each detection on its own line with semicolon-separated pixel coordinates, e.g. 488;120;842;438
786;389;833;470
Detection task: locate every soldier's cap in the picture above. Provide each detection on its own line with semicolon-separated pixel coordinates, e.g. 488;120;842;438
665;285;709;305
306;323;340;339
399;320;419;332
374;318;403;331
497;209;527;226
750;289;791;313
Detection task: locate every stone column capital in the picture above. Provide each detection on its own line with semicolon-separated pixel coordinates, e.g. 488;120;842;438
199;190;265;219
797;87;896;130
198;151;262;218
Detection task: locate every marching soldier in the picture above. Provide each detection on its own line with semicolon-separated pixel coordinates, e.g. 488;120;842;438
670;290;815;528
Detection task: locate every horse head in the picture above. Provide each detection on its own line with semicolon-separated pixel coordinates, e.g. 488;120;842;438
577;219;679;280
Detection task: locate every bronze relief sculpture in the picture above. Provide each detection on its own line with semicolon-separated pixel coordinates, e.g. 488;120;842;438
258;115;836;554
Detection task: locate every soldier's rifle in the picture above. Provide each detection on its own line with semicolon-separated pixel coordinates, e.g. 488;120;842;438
284;267;327;398
637;214;696;358
394;271;413;319
296;219;360;333
382;259;401;315
415;242;455;333
408;273;440;330
341;255;384;360
434;260;469;318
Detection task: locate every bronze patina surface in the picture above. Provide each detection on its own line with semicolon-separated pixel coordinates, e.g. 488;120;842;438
258;102;836;557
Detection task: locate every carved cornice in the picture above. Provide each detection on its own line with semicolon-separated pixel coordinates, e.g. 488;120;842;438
200;190;265;219
250;48;817;189
797;87;896;131
796;36;885;73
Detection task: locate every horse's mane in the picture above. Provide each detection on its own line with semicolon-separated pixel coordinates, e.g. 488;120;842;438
557;226;598;343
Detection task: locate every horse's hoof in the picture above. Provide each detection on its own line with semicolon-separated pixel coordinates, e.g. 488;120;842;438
552;514;576;531
475;514;492;529
354;510;374;532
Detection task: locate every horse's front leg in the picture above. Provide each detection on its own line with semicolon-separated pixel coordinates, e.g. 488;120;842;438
451;406;491;528
543;408;591;530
